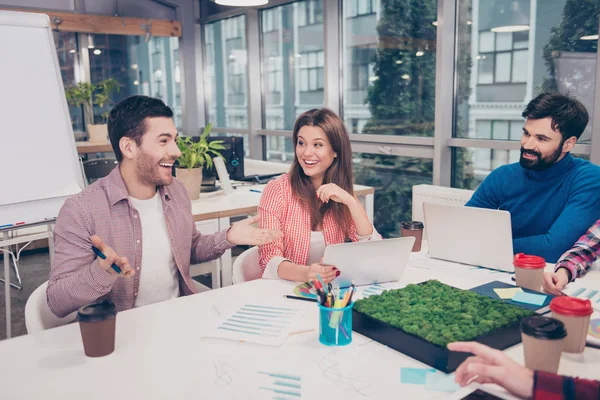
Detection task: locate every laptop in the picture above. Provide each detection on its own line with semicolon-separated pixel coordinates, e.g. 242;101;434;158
423;203;514;272
322;237;415;287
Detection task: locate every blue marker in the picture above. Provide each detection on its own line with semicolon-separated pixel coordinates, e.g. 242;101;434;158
91;246;122;274
0;224;13;229
249;189;262;193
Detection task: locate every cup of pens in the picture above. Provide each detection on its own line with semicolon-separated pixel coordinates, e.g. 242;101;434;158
313;278;355;346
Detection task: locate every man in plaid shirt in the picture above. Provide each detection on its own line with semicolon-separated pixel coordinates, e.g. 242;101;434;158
449;342;600;399
543;219;600;295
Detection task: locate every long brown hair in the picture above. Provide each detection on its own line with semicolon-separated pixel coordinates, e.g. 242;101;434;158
289;108;354;234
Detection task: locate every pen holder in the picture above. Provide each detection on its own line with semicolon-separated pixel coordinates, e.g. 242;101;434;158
318;302;353;346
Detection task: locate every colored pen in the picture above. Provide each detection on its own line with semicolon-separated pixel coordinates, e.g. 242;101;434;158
283;295;317;303
249;189;262;193
91;246;122;274
0;224;13;229
316;274;328;294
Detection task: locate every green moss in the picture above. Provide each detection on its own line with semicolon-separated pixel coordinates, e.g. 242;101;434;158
353;280;534;347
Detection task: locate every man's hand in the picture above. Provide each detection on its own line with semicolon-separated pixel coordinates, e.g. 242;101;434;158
448;342;534;399
226;215;283;246
90;235;135;278
542;268;570;295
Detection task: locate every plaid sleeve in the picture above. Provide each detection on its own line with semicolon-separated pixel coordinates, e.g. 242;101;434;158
554;219;600;282
534;370;600;399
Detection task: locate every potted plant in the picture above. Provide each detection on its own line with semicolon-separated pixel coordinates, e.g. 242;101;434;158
65;78;119;143
176;123;225;200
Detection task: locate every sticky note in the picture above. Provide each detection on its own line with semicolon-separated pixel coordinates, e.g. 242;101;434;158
401;368;436;385
512;291;547;306
425;372;461;392
493;287;523;299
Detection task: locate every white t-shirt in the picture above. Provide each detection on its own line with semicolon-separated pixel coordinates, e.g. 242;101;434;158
129;192;179;307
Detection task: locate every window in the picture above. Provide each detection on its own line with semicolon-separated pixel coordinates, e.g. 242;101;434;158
88;34;182;129
453;0;598;190
261;0;324;162
346;0;376;17
204;15;249;129
298;50;324;92
297;0;323;27
342;0;437;136
53;31;84;132
476;30;529;84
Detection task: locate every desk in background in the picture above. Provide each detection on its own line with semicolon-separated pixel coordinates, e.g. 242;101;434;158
76;141;113;155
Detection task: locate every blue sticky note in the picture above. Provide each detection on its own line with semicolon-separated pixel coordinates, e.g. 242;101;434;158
425;372;461;392
400;368;436;385
512;291;547;306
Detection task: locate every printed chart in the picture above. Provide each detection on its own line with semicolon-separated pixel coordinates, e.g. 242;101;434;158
258;371;302;398
204;303;302;346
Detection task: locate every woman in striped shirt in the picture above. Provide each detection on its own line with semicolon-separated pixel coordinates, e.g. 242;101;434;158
258;108;380;283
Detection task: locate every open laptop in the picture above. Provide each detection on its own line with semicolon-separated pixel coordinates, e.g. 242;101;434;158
423;203;514;272
322;237;415;287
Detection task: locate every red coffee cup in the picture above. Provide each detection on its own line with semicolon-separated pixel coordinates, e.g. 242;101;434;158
513;253;545;291
550;296;593;353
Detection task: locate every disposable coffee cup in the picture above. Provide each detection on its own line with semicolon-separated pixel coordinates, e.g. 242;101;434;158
400;221;424;252
513;253;546;291
550;296;593;353
77;299;117;357
520;315;566;373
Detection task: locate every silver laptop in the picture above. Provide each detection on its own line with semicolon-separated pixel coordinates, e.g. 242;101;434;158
322;237;415;287
423;203;514;272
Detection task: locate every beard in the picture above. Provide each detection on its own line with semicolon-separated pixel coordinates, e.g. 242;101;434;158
519;141;564;171
136;149;174;188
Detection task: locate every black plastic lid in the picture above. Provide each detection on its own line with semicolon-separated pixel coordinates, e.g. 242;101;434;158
520;316;567;340
400;221;424;230
77;299;117;323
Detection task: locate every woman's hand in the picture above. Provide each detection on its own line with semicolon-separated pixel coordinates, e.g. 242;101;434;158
542;268;570;295
316;183;356;206
305;261;340;284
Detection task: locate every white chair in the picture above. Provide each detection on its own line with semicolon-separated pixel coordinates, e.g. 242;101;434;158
232;246;261;284
25;281;76;333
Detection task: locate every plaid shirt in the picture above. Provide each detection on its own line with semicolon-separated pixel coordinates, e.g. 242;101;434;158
258;174;379;273
534;370;600;399
555;219;600;282
47;166;234;317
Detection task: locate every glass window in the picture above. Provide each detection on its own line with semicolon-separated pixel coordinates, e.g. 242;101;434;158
354;154;433;238
453;0;598;189
204;15;248;130
89;34;182;129
53;31;84;132
475;120;492;139
342;0;438;136
261;0;324;142
511;50;528;82
495;53;511;82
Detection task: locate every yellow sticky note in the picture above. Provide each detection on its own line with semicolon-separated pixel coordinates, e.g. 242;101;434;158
493;287;523;299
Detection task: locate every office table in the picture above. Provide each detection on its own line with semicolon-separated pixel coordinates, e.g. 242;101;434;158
0;252;597;400
75;141;113;154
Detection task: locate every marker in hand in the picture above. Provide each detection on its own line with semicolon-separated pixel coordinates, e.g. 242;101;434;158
92;246;122;274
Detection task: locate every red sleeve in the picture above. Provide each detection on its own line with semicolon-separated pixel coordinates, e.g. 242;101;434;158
534;370;600;400
257;178;285;273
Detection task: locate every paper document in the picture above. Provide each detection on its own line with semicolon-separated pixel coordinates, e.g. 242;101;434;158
203;303;303;346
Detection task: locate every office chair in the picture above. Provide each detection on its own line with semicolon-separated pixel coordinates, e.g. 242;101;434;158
82;158;118;185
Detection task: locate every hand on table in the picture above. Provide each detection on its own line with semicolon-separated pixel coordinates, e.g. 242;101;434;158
542;268;570;296
90;235;135;277
448;341;533;399
306;259;339;284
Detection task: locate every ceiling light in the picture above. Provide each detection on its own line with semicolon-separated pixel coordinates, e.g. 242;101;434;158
416;51;424;57
492;25;529;32
87;33;94;49
69;49;76;54
395;60;403;64
133;80;139;86
467;20;473;25
368;76;379;82
93;49;101;55
432;21;438;26
401;74;410;80
131;64;139;70
580;34;599;40
214;0;268;5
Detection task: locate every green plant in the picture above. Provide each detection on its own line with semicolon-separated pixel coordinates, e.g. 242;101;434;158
353;280;534;347
176;124;225;170
65;78;120;124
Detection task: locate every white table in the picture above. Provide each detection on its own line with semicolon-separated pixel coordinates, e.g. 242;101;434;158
0;252;598;400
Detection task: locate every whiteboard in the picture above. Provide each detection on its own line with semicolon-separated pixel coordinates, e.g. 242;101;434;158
0;11;85;226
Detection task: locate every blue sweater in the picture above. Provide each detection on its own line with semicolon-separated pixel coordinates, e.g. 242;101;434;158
466;154;600;263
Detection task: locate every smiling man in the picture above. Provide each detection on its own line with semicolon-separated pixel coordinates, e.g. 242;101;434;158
465;93;600;263
47;96;282;317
